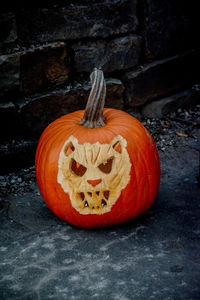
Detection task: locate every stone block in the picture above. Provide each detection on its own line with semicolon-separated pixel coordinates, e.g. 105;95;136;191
0;52;20;100
21;43;70;95
20;78;124;136
106;79;125;109
141;88;200;118
17;1;138;43
143;0;198;60
73;34;142;73
0;13;17;51
0;102;20;140
123;51;200;107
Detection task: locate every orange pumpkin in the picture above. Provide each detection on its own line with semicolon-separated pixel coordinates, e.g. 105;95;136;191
35;68;160;228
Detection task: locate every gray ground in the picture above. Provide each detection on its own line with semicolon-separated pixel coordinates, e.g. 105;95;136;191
0;107;200;300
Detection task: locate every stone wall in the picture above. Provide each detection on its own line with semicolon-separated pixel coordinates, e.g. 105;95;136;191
0;0;199;173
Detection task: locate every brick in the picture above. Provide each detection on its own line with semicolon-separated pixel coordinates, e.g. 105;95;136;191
143;0;198;60
73;34;142;73
21;43;70;95
0;13;17;50
123;51;200;107
0;52;20;101
20;78;124;136
0;102;20;140
17;1;138;43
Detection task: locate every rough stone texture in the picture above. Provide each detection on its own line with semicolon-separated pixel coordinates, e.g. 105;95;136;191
0;128;200;299
0;1;199;150
21;42;70;95
143;0;198;60
142;87;200;118
0;102;20;140
20;78;124;136
17;0;138;44
0;52;20;101
123;51;200;107
105;79;124;108
73;34;142;73
0;12;17;51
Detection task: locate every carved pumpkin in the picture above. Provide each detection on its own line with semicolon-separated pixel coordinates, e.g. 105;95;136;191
35;68;160;228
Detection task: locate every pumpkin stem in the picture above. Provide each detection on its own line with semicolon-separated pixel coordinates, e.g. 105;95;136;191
78;68;106;128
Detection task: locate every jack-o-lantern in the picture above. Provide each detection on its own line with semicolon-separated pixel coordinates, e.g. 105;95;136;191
35;68;160;228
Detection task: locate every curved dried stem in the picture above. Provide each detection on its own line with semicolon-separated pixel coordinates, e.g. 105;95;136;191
78;68;106;128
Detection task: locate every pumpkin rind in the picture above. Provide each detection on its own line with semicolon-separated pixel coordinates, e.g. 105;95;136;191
35;108;160;228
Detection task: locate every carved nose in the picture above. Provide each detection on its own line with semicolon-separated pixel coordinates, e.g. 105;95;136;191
87;179;102;187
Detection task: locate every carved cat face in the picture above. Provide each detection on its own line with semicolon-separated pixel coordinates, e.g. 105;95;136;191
57;135;131;215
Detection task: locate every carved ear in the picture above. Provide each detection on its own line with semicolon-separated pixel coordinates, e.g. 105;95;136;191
112;141;121;153
64;142;75;156
111;135;127;154
63;136;78;157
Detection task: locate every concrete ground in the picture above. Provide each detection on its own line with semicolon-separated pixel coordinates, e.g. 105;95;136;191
0;109;200;300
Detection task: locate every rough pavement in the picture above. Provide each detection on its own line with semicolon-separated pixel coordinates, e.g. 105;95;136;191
0;113;200;300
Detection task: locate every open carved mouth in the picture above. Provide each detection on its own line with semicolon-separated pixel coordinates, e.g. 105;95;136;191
77;190;110;210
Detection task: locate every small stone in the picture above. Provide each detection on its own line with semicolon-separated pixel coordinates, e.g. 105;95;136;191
184;111;190;117
167;141;173;146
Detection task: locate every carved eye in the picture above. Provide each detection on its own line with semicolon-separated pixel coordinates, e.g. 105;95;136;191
98;157;113;174
71;159;87;176
64;142;75;156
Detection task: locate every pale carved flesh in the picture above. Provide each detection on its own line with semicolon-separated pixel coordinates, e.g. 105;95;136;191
57;135;131;215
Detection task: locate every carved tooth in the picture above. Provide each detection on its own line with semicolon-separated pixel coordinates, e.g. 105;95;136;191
101;199;107;207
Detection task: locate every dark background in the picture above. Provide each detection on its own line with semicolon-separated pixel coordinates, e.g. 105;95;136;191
0;0;199;173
